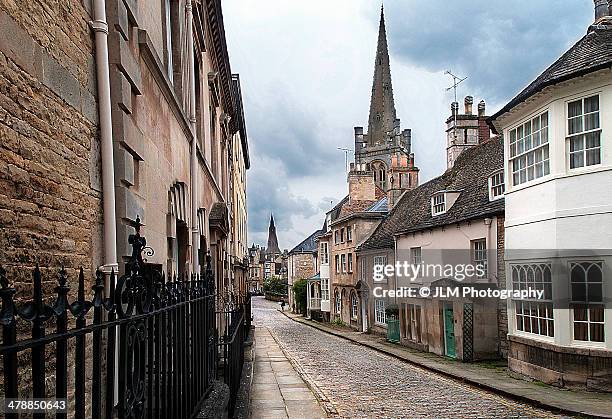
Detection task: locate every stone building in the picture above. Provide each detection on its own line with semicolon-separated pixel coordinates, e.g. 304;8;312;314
0;0;249;306
248;214;289;294
248;244;264;293
287;227;323;312
353;7;419;192
489;0;612;391
358;102;504;360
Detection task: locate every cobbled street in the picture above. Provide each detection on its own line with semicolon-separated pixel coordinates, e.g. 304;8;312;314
252;297;565;418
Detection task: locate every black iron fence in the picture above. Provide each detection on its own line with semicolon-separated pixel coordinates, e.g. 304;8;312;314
217;290;252;416
0;220;218;418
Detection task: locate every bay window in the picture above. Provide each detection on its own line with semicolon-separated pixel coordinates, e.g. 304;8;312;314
568;95;601;169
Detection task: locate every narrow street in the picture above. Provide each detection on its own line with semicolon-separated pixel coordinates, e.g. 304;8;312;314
252;296;563;418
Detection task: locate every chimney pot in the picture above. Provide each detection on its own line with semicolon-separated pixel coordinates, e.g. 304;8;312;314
464;96;474;115
478;100;486;117
595;0;609;21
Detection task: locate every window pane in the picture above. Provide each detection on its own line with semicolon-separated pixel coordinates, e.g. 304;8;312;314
573;305;588;321
541;112;548;127
587;283;602;302
569;116;582;135
586;149;601;166
510;129;517;143
584;95;599;113
587;263;602;282
585;132;601;149
590;323;605;342
570;152;583;169
574;322;588;341
590;306;604;323
585;112;600;131
541;127;548;143
532;116;540;131
572;283;586;301
570;136;584;152
568;100;582;118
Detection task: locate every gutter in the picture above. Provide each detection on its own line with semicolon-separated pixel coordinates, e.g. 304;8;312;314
90;0;118;276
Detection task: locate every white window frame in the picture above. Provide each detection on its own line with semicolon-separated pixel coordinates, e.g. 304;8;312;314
570;261;605;344
509;111;550;186
335;255;340;273
341;254;347;273
471;239;487;278
320;242;329;265
347;225;353;242
334;290;341;314
410;247;422;266
375;299;386;325
431;193;446;216
567;94;602;171
488;171;505;201
351;293;358;319
321;278;329;301
373;255;387;282
511;263;554;339
348;253;353;273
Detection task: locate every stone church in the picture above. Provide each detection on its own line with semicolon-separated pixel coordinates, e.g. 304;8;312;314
353;6;419;199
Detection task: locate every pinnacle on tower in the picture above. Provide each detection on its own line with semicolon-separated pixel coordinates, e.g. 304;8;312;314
266;213;281;255
367;6;397;146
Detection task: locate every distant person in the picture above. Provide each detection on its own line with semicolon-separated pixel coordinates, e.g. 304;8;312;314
280;301;286;311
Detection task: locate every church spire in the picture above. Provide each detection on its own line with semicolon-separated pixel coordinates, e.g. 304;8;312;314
367;6;397;146
266;213;280;255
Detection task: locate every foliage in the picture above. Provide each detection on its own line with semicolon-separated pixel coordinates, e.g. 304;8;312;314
263;275;287;296
331;317;346;327
292;279;308;314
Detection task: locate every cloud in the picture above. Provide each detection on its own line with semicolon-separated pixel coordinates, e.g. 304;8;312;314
225;0;594;249
382;0;592;103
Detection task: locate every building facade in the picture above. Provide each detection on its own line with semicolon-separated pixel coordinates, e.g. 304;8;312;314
489;1;612;391
287;228;323;312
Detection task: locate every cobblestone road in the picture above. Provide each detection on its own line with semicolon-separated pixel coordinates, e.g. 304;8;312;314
253;296;565;418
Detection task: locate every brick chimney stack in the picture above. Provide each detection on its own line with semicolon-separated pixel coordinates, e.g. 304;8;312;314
347;163;376;202
464;96;473;115
478;100;490;144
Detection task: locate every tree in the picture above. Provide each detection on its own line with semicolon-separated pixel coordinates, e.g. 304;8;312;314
293;279;308;314
263;275;287;296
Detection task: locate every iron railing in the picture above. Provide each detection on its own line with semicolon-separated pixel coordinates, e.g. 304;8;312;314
217;305;246;416
0;218;217;418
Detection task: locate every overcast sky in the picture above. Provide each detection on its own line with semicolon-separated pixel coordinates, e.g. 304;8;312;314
223;0;593;250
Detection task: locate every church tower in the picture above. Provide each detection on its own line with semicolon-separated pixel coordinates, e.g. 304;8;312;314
266;214;281;255
354;6;418;193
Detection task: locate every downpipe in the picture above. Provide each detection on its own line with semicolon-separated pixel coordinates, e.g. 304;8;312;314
186;0;200;277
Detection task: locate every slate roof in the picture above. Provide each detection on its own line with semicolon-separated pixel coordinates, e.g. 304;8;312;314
491;26;612;124
359;137;505;251
338;186;386;219
289;228;324;254
366;197;388;212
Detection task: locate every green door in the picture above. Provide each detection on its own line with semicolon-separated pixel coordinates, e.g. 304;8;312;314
444;306;456;358
387;315;400;343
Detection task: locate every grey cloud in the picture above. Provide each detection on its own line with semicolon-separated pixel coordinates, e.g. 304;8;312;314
245;90;339;179
247;158;318;248
382;0;592;103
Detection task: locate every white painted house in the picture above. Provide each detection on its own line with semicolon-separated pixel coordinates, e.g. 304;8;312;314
489;1;612;391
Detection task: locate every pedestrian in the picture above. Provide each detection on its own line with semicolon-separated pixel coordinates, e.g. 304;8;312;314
280;301;286;312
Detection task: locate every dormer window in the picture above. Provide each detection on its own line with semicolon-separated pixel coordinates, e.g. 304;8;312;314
488;171;505;201
431;193;446;216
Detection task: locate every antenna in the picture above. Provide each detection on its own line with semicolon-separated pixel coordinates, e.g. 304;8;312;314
445;70;467;139
337;147;354;173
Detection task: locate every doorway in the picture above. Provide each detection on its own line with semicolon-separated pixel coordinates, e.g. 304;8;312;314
443;304;456;358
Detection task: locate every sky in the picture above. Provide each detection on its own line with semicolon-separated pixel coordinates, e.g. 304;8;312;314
223;0;594;250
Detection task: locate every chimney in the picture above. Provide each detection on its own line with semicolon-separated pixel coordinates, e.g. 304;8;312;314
451;101;459;117
478;100;490;144
348;167;376;202
464;96;474;115
595;0;609;22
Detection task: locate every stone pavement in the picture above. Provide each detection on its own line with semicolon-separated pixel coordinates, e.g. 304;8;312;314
250;327;326;418
282;310;612;419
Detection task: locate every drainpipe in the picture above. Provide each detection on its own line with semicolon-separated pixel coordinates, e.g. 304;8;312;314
186;0;200;276
90;0;118;277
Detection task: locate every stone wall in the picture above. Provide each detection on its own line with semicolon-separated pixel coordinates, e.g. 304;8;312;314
0;3;102;301
496;216;508;357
